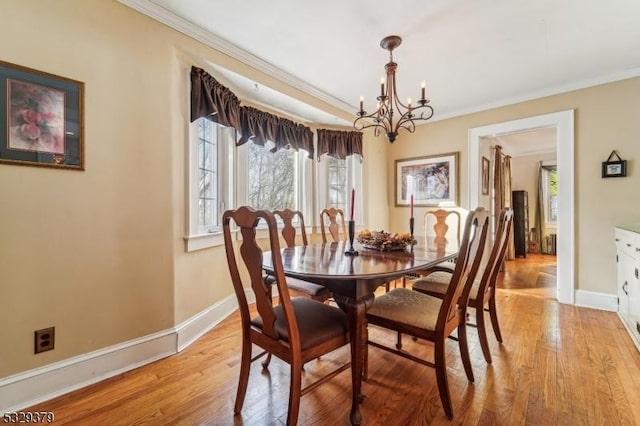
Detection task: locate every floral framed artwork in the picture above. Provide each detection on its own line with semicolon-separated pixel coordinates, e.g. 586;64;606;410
395;152;459;207
482;156;490;195
0;60;84;170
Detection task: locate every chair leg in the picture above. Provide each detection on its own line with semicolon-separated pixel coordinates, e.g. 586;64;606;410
457;320;474;383
234;336;252;414
287;358;303;426
489;296;503;343
434;338;453;419
476;304;492;363
396;332;403;350
261;353;272;369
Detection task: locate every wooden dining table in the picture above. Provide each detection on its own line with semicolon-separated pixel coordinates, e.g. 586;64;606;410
262;237;459;425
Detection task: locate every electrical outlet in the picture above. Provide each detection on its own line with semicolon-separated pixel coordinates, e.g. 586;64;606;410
34;327;55;354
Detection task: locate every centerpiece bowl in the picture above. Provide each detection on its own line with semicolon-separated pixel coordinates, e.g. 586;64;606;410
357;229;417;251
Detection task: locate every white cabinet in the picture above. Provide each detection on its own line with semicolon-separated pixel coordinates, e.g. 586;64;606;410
615;227;640;351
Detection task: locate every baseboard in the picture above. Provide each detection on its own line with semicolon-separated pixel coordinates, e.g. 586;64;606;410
0;290;250;414
574;289;618;312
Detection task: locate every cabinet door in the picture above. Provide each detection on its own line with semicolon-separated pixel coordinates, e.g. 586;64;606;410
629;263;640;336
617;251;632;319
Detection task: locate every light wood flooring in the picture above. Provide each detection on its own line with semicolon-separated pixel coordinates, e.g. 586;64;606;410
30;254;640;425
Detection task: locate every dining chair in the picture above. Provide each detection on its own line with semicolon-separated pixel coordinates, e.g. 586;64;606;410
223;206;350;426
268;209;332;303
319;206;395;292
319;207;347;242
412;208;513;363
402;208;462;287
364;207;490;419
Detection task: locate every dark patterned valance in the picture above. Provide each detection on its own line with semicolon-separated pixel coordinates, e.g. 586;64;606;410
316;129;363;160
190;66;241;130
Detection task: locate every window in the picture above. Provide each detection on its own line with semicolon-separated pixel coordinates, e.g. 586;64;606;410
247;142;297;210
327;156;348;210
235;140;312;226
318;155;362;222
541;163;557;225
186;118;235;251
546;168;558;223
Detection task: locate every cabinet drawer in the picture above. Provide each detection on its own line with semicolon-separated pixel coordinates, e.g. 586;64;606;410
615;229;639;259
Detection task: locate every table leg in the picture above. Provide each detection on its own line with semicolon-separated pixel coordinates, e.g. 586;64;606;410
333;292;374;425
347;299;364;425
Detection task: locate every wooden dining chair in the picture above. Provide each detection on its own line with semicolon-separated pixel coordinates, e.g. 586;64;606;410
319;207;347;242
412;208;514;363
223;207;350;426
402;208;463;287
267;209;331;303
364;207;490;419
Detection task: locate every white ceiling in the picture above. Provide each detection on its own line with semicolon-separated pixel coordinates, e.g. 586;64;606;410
484;127;557;157
121;0;640;128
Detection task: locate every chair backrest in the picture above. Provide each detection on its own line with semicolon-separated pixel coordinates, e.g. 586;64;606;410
474;208;514;302
223;207;301;350
319;207;347;243
436;207;490;334
424;209;462;244
274;209;308;248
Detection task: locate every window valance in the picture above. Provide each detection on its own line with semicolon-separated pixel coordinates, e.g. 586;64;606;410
190;66;360;161
316;129;363;160
190;66;241;130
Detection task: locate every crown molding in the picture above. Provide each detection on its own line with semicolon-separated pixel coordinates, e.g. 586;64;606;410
118;0;354;115
432;66;640;123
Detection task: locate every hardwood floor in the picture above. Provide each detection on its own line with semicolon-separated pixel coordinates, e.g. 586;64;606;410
29;255;640;425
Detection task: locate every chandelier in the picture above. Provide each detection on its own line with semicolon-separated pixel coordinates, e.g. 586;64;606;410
353;35;434;143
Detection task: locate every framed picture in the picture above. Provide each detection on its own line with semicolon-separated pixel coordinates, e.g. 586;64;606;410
601;150;626;178
0;60;84;170
482;156;490;195
395;152;458;207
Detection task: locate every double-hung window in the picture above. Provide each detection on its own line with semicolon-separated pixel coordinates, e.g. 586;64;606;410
317;155;362;222
185;118;235;251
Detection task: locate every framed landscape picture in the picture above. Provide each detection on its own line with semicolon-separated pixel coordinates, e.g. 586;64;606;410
0;60;84;170
395;152;459;207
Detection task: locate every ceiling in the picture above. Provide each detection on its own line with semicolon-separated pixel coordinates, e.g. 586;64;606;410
121;0;640;128
484;128;557;157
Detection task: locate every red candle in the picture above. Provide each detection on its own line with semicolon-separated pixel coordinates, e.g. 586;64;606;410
350;188;355;221
410;194;414;218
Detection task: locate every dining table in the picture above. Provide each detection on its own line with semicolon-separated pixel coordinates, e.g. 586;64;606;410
262;237;459;425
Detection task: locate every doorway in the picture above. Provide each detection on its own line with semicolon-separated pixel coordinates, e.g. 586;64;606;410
468;110;575;304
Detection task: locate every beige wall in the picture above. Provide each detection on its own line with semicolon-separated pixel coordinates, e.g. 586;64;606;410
388;77;640;295
0;1;388;378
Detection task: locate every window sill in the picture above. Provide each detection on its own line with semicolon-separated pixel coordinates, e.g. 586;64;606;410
184;231;225;252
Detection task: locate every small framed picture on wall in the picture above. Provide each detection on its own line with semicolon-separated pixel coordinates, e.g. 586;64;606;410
482;156;490;195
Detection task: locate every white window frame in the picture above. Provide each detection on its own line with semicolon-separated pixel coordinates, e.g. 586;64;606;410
185;118;235;251
317;154;363;225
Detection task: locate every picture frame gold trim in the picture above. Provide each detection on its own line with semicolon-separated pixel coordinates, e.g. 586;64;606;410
0;60;84;170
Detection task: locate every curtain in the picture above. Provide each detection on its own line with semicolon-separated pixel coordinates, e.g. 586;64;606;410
190;66;241;130
316;129;363;160
503;155;514;259
493;146;514;259
237;106;314;159
535;162;546;254
191;66;360;161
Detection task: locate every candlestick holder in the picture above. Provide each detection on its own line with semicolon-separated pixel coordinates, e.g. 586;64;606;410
345;220;359;256
409;217;415;252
